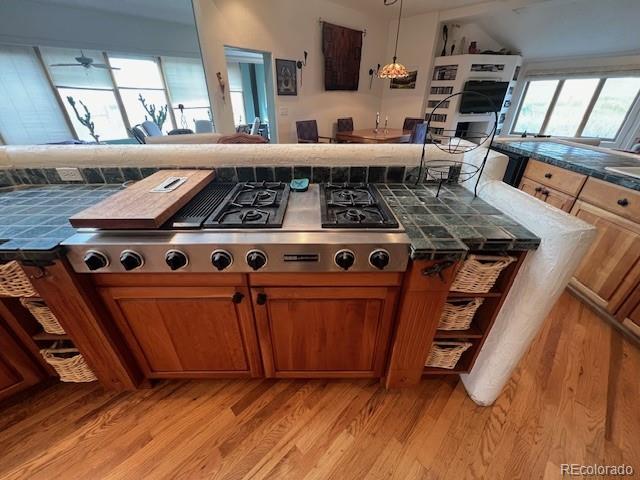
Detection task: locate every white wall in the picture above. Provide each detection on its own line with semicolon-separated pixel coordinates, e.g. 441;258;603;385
0;0;201;58
193;0;390;142
379;12;440;127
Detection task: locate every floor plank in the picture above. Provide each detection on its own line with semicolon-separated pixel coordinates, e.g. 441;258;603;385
0;292;638;479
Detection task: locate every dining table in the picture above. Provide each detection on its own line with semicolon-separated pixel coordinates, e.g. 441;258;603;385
335;128;411;144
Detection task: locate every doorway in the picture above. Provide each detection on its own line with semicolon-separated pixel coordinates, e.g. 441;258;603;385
224;46;277;142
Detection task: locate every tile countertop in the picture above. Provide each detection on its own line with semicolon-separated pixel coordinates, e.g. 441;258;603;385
378;184;540;260
0;183;540;263
0;185;121;261
493;140;640;191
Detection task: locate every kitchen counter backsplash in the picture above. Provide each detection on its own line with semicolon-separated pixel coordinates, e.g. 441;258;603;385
0;164;459;188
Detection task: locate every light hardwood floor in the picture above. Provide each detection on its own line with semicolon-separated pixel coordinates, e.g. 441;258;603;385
0;292;638;479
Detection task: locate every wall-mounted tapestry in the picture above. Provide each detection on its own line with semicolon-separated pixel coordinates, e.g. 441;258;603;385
322;22;363;91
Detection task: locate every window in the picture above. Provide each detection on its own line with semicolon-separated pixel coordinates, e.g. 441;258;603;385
227;62;247;126
0;43;213;145
162;56;212;130
58;88;127;142
511;75;640;141
41;46;127;142
512;80;558;134
582;78;640;139
545;78;600;136
0;45;72;144
110;55;174;131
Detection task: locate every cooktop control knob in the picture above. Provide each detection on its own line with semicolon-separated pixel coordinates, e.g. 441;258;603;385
211;250;233;271
83;250;109;271
369;249;390;270
246;250;267;271
335;249;355;271
120;250;143;271
165;250;188;271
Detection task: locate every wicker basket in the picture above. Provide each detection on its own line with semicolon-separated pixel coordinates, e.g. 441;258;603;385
40;344;96;383
425;341;473;369
451;255;516;294
438;298;484;331
0;261;37;297
20;298;66;335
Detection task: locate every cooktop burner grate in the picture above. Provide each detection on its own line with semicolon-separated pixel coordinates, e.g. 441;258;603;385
203;182;290;228
320;183;399;229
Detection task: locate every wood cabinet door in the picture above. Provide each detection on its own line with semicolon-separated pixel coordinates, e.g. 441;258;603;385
252;287;398;378
519;176;575;212
99;286;262;378
0;319;43;401
519;176;544;200
571;200;640;313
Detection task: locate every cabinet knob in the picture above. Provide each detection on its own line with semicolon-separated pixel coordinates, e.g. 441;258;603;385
534;187;542;193
617;198;629;207
232;292;244;304
544;172;553;179
256;293;267;305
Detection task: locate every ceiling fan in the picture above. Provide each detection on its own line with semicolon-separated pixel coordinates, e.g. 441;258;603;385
49;51;120;70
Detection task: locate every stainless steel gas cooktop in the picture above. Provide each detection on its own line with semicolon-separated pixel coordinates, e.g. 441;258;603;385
63;183;410;274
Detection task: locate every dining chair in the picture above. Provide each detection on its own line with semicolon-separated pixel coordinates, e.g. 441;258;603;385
409;123;428;144
402;117;424;132
336;117;354;132
296;120;333;143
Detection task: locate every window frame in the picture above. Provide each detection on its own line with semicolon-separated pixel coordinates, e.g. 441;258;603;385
510;76;640;142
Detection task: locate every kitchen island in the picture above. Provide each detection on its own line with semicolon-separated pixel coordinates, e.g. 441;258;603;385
0;178;539;395
493;139;640;340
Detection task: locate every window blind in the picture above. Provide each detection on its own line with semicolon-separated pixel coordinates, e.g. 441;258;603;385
40;47;112;88
162;56;210;108
0;45;72;145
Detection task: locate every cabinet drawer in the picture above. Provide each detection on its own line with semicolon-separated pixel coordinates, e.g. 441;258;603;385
524;159;587;196
578;177;640;223
519;176;576;212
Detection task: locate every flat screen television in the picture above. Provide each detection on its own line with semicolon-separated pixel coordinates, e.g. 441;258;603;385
459;80;509;114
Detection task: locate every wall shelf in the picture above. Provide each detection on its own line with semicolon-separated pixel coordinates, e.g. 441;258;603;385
32;331;71;342
434;325;483;339
424;250;528;376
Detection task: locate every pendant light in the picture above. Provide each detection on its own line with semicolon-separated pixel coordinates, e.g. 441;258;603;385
379;0;409;79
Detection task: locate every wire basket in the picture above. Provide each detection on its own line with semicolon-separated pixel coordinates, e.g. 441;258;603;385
425;341;473;369
416;90;499;197
0;261;37;297
40;343;96;383
438;298;484;331
20;298;66;335
451;255;516;294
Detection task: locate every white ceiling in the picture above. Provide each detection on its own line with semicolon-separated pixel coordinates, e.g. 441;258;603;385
33;0;196;25
328;0;487;18
471;0;640;60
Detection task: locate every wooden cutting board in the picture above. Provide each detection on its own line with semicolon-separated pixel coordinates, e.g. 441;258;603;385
70;170;214;229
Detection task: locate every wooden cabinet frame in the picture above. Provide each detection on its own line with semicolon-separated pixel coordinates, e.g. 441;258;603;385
570;200;640;314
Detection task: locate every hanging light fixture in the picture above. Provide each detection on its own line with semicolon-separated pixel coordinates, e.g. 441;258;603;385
379;0;409;79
